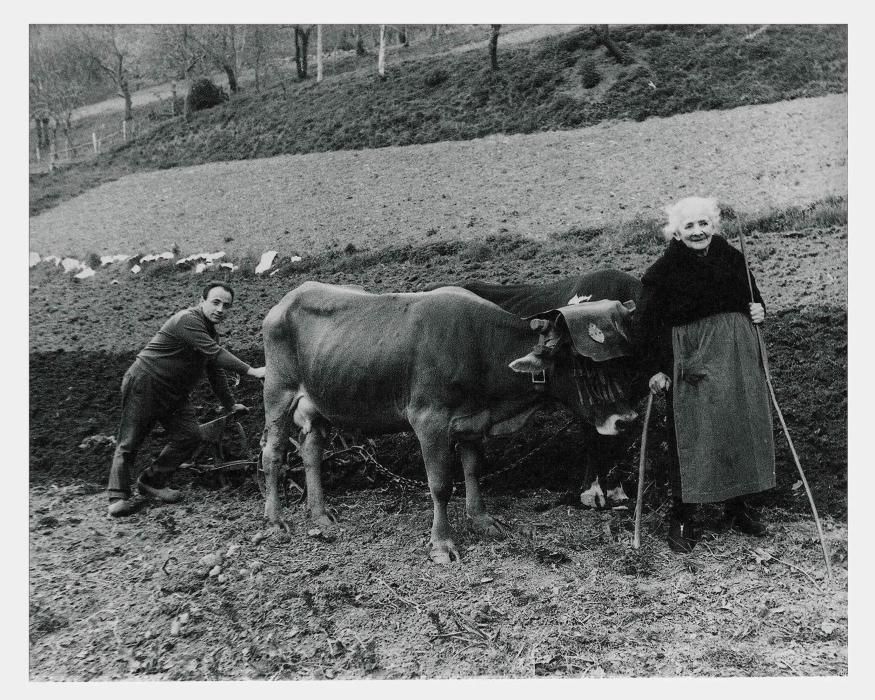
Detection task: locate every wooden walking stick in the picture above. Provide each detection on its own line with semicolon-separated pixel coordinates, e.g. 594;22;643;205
633;393;654;549
735;214;833;585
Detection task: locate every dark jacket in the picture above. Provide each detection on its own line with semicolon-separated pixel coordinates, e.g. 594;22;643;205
133;307;251;410
634;235;765;378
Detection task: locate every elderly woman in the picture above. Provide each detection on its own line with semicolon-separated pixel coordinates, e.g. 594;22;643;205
636;196;775;553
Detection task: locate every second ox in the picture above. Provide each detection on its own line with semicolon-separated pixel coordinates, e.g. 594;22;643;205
447;269;648;508
260;281;638;563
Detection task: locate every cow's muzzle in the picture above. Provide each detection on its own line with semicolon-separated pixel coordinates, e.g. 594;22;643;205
596;411;638;436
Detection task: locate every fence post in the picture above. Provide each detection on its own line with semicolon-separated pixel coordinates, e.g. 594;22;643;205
35;144;40;163
49;140;56;172
122;120;127;142
92;132;98;154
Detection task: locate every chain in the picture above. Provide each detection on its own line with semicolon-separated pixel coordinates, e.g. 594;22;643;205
209;419;579;494
361;418;577;490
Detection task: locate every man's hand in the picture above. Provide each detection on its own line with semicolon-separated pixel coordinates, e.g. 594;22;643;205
230;403;249;415
649;372;671;395
749;302;765;325
247;366;266;380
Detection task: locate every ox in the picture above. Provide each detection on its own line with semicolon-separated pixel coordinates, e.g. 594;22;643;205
260;281;638;563
450;269;647;508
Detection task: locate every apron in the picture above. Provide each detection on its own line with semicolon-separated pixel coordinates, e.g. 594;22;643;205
672;312;775;503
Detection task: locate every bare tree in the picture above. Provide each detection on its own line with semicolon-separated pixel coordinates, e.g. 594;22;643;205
377;25;386;79
71;25;140;123
489;24;501;70
250;26;267;92
293;25;312;79
316;25;323;83
143;25;205;119
30;25;107;164
355;25;367;56
593;25;626;64
190;25;247;94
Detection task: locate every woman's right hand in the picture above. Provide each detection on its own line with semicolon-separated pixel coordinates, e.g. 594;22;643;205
649;372;671;394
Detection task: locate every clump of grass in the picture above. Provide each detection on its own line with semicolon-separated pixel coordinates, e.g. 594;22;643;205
620;217;665;254
579;58;602;89
553;224;605;245
461;240;494;263
741;196;847;234
235;250;262;277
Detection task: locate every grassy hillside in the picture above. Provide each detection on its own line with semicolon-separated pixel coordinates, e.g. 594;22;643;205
29;24;846;216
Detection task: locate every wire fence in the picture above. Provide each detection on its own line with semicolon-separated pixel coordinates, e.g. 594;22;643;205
28;25;562;176
31;119;145;174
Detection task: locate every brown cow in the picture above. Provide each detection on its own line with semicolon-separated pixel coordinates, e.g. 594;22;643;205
260;282;637;563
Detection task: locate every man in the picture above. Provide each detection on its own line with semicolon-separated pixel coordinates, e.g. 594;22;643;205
106;281;266;517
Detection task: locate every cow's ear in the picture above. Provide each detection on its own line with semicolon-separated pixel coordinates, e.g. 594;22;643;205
509;352;547;374
623;300;636;312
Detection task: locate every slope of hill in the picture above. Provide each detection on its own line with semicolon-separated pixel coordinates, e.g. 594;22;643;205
29;24;847;217
29;93;848;261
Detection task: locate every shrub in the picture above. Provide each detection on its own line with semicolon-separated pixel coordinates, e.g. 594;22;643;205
423;68;449;88
579;59;601;89
186;78;229;113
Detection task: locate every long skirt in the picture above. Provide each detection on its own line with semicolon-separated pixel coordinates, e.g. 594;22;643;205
672;312;775;503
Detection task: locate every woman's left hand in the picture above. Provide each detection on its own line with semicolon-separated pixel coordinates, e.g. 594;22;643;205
749;302;765;324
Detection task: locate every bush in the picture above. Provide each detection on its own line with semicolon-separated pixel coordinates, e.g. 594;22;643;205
186;78;229;113
423;68;449;88
579;59;601;89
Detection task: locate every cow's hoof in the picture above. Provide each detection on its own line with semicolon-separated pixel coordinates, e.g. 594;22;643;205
311;513;337;530
605;485;629;507
268;520;293;542
429;542;460;564
580;491;607;509
470;514;509;539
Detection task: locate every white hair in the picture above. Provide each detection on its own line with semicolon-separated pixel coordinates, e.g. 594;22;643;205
661;196;721;241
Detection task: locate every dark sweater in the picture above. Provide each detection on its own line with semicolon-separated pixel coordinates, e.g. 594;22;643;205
635;235;765;377
134;307;251;409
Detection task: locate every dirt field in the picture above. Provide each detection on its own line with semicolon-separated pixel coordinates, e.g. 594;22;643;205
28;96;848;679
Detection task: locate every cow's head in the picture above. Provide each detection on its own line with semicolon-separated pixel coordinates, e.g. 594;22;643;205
509;299;640;435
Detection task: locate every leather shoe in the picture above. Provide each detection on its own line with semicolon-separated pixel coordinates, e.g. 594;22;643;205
137;475;182;504
667;514;697;553
725;500;767;536
108;498;138;517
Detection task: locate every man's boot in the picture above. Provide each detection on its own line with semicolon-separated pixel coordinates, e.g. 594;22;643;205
137;470;182;504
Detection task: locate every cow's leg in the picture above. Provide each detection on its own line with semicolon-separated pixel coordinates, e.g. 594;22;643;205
262;381;295;533
458;440;507;538
300;418;335;529
579;424;608;509
414;419;459;564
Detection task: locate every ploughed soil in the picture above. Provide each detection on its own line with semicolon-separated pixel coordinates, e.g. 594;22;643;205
28;97;848;679
28;223;847;679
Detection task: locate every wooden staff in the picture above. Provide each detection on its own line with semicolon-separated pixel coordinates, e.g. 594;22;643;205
633;393;654;549
735;214;833;585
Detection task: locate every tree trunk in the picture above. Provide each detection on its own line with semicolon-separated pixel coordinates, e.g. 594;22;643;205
171;82;178;115
223;64;238;93
377;25;386;78
489;25;501;70
294;26;310;79
593;25;626;65
34;118;45;151
316;25;323;83
49;123;58;172
399;26;408;46
183;78;192;120
63;114;75;157
355;25;366;56
122;82;133;123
